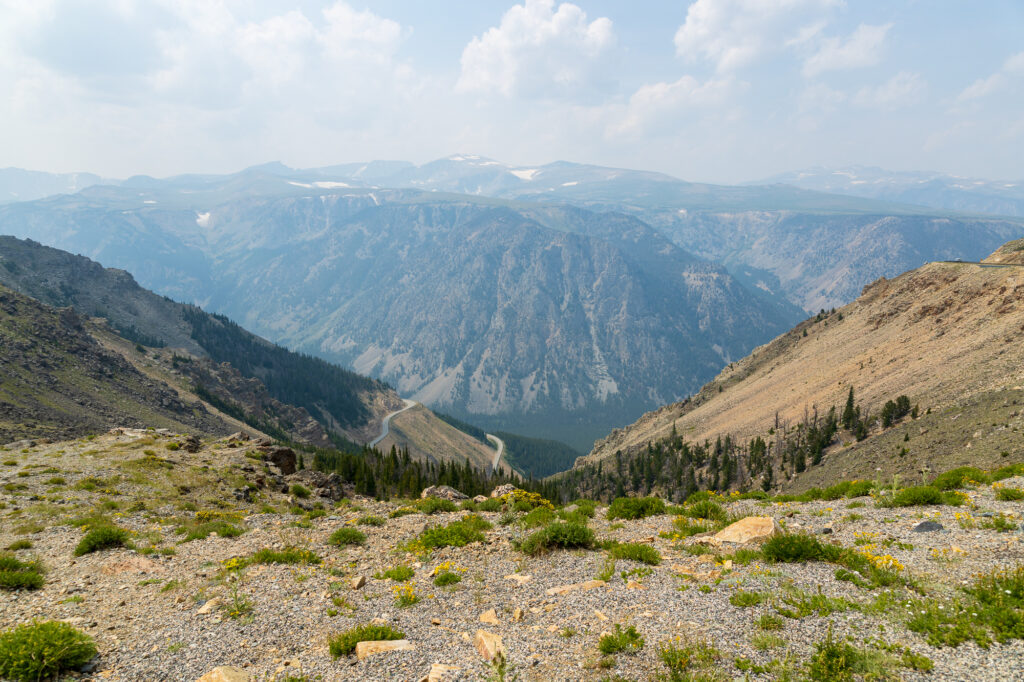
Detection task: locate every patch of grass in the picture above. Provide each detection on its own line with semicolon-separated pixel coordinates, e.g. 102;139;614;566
328;528;367;546
932;467;988;491
433;570;462;586
658;637;723;681
756;613;784;631
478;497;503;512
6;540;32;551
289;483;311;499
880;485;944;507
751;633;786;651
357;515;385;526
598;624;644;655
176;520;246;542
0;554;45;590
605;541;661;566
375;565;415;582
0;621;97;682
517;521;595;556
606;496;665;520
160;579;184;592
728;548;763;566
44;477;66;486
249;547;321;565
389;506;416;518
775;587;853;619
729;590;768;607
328;623;405;658
572;499;597;517
73;526;130;556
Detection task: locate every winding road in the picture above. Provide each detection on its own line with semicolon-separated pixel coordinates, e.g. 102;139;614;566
368;399;417;447
485;433;505;477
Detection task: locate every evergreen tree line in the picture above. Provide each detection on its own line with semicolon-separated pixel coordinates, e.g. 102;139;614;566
182;306;384;429
554;387;916;502
311;444;561;501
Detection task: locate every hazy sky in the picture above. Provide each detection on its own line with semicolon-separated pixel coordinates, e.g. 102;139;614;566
1;0;1022;182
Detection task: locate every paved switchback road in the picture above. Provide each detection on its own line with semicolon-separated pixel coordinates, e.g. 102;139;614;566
368;399;417;447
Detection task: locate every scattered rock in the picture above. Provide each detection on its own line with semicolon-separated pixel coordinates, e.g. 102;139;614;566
473;495;488;504
197;598;222;615
421;485;468;501
490;484;516;498
226;431;250;442
474;630;505;662
101;556;163;576
355;639;415;660
626;580;646;590
425;663;460;682
594;610;608;621
351;575;366;590
713;516;782;545
545;580;606;596
196;666;251;682
913;520;944;532
512;608;524;622
479;609;499;625
504;573;531;585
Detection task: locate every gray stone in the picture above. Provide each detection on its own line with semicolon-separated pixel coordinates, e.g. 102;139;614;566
421;485;468;501
912;520;944;532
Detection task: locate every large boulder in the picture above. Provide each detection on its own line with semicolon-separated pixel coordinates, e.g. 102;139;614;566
266;447;297;475
421;485;468;501
286;469;344;500
490;484;516;498
196;667;251;682
713;516;782;545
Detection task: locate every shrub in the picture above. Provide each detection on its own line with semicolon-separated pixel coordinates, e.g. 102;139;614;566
598;624;644;655
572;499;597;517
328;624;405;658
250;548;321;565
682;499;727;522
932;467;988;491
658;637;721;679
415;498;458;515
73;526;130;556
178;521;245;542
886;486;944;507
607;496;666;520
289;484;311;499
6;540;32;551
606;542;661;566
845;480;875;498
433;571;462;586
328;528;367;546
0;621;96;682
518;521;595;556
408;515;491;552
389;507;416;518
761;534;838;563
520;506;556;529
375;565;415;582
996;487;1024;502
0;554;44;590
807;627;860;682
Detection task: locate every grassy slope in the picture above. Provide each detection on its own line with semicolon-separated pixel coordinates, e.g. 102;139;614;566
581;241;1024;485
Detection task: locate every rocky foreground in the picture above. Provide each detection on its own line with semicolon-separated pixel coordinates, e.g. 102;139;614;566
2;430;1024;681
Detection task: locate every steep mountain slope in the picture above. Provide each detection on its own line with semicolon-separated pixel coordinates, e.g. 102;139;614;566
580;240;1024;487
758;166;1024;217
0;189;802;449
0;284;231;442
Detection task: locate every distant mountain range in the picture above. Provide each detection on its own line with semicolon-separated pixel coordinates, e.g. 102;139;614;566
755;166;1024;218
1;157;1022;450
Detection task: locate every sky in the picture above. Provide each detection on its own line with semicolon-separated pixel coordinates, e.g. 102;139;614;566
1;0;1022;183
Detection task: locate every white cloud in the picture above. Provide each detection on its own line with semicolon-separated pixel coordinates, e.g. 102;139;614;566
957;50;1024;101
854;71;925;109
611;75;736;136
802;23;891;77
456;0;615;100
674;0;839;73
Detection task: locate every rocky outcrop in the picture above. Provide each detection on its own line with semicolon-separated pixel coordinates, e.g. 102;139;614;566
421;485;468;501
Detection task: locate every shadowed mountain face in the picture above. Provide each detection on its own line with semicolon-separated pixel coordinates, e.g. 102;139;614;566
0;185;803;449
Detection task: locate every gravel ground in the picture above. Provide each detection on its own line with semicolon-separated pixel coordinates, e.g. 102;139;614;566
2;432;1024;681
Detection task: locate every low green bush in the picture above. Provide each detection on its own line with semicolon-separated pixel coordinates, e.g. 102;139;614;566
0;554;44;590
932;467;988;491
328;528;367;546
289;484;311;499
477;497;503;512
73;526;130;556
520;507;556;529
6;540;32;551
761;534;839;563
682;499;727;522
572;499;597;517
885;486;944;507
996;487;1024;502
729;590;768;607
518;521;595;556
0;620;96;682
328;623;405;658
598;624;644;655
433;571;462;586
357;515;386;526
607;496;666;520
178;520;246;542
408;515;492;552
